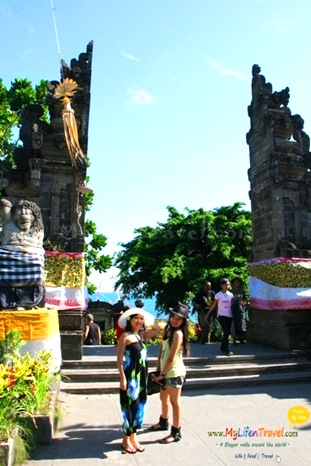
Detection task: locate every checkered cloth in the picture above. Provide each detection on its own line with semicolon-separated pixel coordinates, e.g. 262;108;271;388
0;248;45;286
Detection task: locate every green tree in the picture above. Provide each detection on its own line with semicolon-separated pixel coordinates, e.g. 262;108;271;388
83;182;112;293
84;219;112;294
0;78;49;165
115;202;252;312
0;77;112;291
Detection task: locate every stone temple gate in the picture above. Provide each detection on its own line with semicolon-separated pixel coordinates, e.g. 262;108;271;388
0;42;93;359
246;64;311;351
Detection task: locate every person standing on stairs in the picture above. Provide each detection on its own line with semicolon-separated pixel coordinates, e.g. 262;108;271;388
231;277;248;344
83;313;101;345
206;278;234;356
192;280;216;344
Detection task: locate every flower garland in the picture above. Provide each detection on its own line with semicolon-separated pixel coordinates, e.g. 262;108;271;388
248;257;311;288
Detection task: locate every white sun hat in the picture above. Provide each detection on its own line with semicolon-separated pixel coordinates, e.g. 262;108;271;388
118;307;155;329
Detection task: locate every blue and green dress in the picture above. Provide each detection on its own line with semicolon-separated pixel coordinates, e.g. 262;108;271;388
120;338;148;435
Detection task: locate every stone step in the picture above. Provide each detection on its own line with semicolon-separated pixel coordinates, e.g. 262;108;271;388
61;351;305;369
60;345;310;394
61;359;311;384
60;369;311;395
185;370;311;390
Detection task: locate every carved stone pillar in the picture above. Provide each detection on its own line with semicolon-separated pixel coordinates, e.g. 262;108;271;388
247;65;311;351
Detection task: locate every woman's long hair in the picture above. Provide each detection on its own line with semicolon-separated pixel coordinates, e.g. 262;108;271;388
124;314;139;333
163;314;190;357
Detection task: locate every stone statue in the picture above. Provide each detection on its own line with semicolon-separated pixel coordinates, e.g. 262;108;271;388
266;87;290;109
0;199;44;252
0;198;45;310
292;114;310;155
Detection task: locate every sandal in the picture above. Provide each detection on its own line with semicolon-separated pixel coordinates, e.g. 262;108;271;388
159;435;175;444
148;415;169;431
132;444;145;452
159;426;181;444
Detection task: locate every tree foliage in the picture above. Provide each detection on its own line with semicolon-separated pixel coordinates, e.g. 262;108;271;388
84;219;112;294
115;202;252;311
0;78;49;165
83;180;112;293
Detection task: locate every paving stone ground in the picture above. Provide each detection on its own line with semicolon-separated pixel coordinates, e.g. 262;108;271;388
25;343;311;466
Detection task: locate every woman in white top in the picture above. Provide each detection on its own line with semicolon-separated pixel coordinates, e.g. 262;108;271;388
206;278;234;356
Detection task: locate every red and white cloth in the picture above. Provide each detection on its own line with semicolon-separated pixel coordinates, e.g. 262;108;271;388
44;251;87;310
248;257;311;310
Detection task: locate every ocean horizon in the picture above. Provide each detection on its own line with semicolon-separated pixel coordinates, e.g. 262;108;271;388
88;291;167;318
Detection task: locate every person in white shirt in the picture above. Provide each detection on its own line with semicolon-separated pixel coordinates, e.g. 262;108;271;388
206;278;234;356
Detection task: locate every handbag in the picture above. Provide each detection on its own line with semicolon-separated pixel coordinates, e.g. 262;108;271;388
147;371;162;395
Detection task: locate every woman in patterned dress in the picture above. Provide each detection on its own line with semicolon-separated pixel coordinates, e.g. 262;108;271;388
117;308;160;454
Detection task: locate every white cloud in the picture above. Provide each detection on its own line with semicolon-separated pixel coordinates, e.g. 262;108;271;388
127;87;155;106
210;60;249;82
26;23;35;34
22;47;34;61
121;50;139;61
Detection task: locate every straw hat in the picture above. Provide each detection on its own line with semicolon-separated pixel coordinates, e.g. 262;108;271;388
118;307;155;329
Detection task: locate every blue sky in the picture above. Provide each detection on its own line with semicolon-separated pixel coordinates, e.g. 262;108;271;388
1;0;311;290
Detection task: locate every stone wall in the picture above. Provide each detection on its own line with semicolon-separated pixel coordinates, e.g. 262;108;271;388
248;308;311;351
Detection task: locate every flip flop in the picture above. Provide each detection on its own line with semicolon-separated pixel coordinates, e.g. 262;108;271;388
121;444;136;454
133;445;145;452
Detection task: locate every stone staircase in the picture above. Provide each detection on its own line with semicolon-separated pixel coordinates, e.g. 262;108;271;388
60;344;311;394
